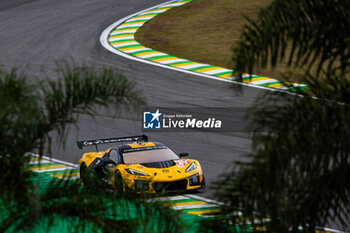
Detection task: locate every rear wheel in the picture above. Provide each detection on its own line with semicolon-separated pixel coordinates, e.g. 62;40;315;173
80;163;89;186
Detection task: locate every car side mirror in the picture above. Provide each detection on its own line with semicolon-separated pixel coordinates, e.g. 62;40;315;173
179;153;189;157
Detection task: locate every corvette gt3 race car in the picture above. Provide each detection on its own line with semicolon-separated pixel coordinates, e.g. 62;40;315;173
77;135;205;193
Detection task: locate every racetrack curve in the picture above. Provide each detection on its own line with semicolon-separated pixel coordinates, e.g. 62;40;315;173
0;0;263;197
1;0;349;231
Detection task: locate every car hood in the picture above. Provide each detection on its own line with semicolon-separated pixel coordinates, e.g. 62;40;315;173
117;159;199;181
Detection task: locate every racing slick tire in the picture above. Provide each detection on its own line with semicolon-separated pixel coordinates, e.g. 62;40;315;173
80;163;89;186
114;170;125;195
202;176;206;189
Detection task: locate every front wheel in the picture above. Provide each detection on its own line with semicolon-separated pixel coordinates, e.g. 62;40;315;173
114;170;124;195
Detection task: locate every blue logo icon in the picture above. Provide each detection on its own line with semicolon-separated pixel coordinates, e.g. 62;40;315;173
143;109;162;129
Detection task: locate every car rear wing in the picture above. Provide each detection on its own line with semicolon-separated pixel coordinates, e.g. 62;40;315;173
77;134;148;150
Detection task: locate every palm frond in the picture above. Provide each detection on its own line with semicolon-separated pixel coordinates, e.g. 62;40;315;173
233;0;350;76
0;68;41;203
1;175;183;233
0;65;186;233
213;92;350;232
39;64;144;150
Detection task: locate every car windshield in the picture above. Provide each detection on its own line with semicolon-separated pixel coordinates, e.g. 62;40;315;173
123;148;179;164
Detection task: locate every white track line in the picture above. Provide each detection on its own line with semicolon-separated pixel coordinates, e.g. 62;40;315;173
57;176;80;180
249;79;279;85
27;153;79;168
28;159;51;164
124;48;150;53
118;23;145;29
100;0;304;97
147;195;190;202
171;203;218;210
32;167;74;173
320;227;347;233
109;36;134;41
184;194;224;205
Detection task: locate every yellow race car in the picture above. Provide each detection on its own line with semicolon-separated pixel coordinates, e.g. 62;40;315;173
77;135;205;193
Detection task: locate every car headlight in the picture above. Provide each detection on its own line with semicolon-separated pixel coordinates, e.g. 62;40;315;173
186;162;197;172
125;169;150;176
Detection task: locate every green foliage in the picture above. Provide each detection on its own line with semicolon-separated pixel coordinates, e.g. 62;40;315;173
198;218;234;233
0;173;183;233
0;65;182;233
281;69;350;104
215;94;350;232
40;63;144;152
213;0;350;232
0;178;133;233
0;65;143;200
0;68;42;203
233;0;350;78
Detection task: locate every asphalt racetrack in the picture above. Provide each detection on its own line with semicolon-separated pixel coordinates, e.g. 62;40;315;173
0;0;264;198
3;1;350;232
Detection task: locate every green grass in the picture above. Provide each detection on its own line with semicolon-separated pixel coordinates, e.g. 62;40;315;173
135;0;300;81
